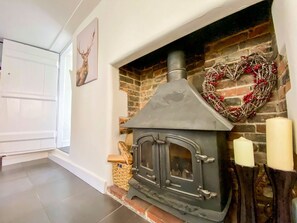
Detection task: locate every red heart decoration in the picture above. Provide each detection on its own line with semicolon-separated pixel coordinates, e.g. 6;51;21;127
202;53;277;122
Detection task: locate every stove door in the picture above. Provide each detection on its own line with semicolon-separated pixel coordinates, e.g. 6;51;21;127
135;133;160;186
162;135;203;198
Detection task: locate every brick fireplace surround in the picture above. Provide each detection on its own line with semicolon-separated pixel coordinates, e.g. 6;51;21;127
112;6;292;223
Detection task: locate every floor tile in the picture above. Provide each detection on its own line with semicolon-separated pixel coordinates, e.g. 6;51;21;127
59;188;122;222
45;201;88;223
35;175;91;206
99;206;149;223
28;165;74;186
0;165;27;183
0;189;48;223
12;209;51;223
24;160;61;176
0;177;33;199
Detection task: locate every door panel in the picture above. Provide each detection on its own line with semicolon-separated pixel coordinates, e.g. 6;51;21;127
163;135;203;198
135;134;160;186
0;40;58;155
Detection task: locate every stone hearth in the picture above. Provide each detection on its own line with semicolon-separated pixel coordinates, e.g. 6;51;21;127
107;185;237;223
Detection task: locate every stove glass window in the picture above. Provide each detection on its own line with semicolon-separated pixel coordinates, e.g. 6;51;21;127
140;141;153;170
169;143;193;180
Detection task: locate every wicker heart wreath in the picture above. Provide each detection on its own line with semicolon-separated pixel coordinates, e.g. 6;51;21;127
202;53;277;122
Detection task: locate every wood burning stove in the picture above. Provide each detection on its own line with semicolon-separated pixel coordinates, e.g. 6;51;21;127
123;51;233;223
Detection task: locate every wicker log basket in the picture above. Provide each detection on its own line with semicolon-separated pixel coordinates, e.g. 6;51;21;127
108;134;133;191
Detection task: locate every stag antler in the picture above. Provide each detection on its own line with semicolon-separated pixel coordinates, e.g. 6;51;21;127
77;42;84;55
77;30;96;56
86;30;96;54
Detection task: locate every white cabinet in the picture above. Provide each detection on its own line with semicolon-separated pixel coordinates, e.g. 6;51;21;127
0;40;59;155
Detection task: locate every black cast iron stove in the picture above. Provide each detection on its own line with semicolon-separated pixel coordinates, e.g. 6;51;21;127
123;51;233;223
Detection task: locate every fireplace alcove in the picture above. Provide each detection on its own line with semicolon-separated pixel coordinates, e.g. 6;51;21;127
118;1;289;222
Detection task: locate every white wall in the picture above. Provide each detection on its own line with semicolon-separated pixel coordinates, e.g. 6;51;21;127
272;0;297;152
50;0;264;193
0;42;3;68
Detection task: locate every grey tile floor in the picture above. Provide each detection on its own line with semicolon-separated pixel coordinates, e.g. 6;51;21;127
0;158;148;223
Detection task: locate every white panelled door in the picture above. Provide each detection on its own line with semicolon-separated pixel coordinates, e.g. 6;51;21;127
0;40;59;155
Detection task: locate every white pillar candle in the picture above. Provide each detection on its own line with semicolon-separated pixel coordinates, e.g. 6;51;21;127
266;117;294;171
233;137;255;167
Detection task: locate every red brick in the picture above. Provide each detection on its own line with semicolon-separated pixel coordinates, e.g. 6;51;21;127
249;22;271;38
245;133;266;143
205;51;221;60
123;197;152;215
236;74;254;86
228;132;244;141
232;124;255;132
247;113;276;123
257;103;277;113
107;185;127;200
204;59;216;68
217;86;251;97
128;72;140;81
216;79;236;90
239;34;272;50
146;206;184;223
211;32;249;52
119;69;128;76
256;124;266;133
236;86;252;95
220;45;239;56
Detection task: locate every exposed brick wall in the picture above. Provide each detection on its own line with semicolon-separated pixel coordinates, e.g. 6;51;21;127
140;61;167;109
119;67;141;117
203;20;286;158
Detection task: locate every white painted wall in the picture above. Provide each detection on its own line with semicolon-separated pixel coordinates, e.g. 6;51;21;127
50;0;265;193
272;0;297;152
0;42;3;68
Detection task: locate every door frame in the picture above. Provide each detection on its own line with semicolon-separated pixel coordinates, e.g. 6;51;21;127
56;43;73;149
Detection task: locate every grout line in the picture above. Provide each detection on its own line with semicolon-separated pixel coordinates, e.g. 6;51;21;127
97;205;123;223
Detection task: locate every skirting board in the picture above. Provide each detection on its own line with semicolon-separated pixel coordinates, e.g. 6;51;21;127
49;152;107;193
2;151;49;166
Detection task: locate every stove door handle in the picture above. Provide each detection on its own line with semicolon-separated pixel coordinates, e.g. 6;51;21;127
195;154;215;163
197;187;217;200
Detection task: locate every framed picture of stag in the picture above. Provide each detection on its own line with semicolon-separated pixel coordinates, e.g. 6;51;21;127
76;18;98;86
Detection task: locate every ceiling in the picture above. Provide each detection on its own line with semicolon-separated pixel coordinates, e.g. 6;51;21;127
0;0;101;53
